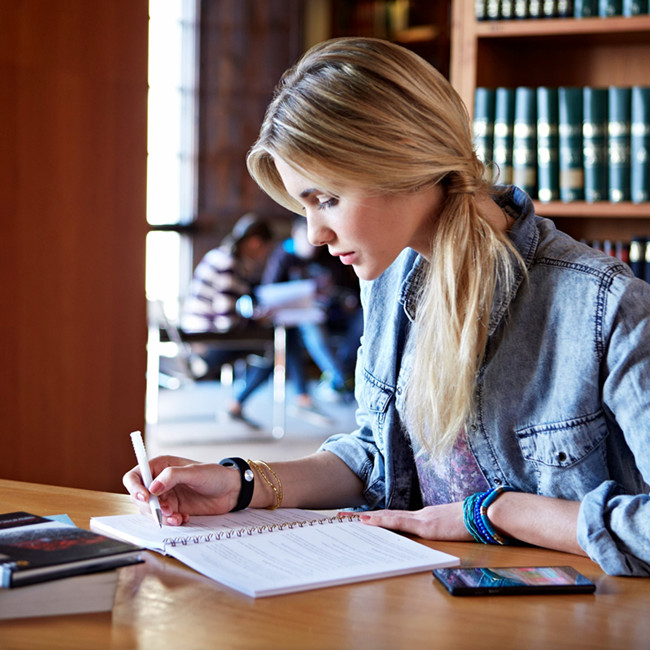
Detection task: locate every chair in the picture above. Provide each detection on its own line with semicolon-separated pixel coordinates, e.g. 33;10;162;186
146;300;287;438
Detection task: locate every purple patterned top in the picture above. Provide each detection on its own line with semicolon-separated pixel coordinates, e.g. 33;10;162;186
412;428;489;506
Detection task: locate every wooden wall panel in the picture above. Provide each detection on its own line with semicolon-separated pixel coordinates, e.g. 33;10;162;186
0;1;149;491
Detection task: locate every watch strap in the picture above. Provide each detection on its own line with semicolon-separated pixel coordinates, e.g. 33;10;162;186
219;457;254;511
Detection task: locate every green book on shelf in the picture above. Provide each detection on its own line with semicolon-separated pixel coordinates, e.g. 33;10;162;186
574;0;599;15
474;87;496;166
583;87;608;203
537;87;559;203
528;0;543;16
623;0;649;14
513;87;538;197
631;86;650;204
599;0;623;14
493;87;515;184
558;87;584;202
608;86;632;203
557;0;575;15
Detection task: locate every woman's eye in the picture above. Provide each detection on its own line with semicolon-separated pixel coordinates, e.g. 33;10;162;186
317;198;338;210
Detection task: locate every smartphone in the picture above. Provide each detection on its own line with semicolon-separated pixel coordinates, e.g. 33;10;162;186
433;565;596;596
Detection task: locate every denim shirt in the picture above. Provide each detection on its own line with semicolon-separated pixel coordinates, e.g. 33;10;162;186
320;186;650;576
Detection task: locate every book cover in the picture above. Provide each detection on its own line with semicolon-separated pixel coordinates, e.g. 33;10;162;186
0;511;143;588
528;0;543;16
583;87;609;203
473;87;496;165
90;508;459;598
537;87;559;203
475;0;489;20
513;87;538;197
608;86;632;203
558;87;584;202
0;570;118;620
631;86;650;204
493;87;515;184
574;0;599;14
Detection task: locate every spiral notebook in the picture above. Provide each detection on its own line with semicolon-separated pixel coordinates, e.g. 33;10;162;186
90;508;459;597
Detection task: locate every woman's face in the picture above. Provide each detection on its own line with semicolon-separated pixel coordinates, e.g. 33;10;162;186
274;157;443;281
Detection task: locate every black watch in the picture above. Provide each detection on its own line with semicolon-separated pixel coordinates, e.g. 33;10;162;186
219;457;254;511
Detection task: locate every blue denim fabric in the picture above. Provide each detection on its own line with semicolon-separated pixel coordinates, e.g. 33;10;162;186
320;186;650;576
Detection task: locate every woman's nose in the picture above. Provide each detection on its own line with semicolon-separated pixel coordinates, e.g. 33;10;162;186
306;214;334;247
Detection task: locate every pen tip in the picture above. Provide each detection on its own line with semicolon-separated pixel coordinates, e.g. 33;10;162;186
156;510;163;528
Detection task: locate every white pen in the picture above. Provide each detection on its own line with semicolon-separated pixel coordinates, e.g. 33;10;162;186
130;430;163;527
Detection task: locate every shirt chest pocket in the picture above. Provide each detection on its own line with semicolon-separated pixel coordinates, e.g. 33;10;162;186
359;370;395;446
514;410;609;498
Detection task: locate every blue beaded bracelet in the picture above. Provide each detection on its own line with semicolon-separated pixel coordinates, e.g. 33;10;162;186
462;486;516;546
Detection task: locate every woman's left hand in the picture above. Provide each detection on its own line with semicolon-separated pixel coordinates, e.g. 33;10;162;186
357;502;473;541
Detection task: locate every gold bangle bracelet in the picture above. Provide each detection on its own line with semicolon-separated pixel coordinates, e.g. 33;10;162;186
248;459;283;509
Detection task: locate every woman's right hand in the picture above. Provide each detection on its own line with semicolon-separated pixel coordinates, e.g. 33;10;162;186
122;455;241;526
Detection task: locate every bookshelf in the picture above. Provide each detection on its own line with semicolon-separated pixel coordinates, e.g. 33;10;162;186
450;1;650;240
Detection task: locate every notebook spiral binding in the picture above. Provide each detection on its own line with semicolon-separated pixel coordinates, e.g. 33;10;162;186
162;513;360;548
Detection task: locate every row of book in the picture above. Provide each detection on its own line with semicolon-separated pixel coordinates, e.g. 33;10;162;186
476;0;650;19
473;85;650;204
582;237;650;281
0;511;142;620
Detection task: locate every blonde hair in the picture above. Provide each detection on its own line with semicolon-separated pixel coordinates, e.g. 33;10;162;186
247;37;522;455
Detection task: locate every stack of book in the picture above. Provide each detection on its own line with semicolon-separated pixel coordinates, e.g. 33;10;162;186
581;236;650;281
476;0;650;20
0;511;143;620
473;85;650;204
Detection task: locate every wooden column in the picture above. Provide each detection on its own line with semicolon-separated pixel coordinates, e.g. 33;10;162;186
0;1;149;491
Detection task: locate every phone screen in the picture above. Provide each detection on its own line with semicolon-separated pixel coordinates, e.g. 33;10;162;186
433;566;596;596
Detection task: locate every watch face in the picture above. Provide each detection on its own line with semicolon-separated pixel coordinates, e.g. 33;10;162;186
244;469;254;482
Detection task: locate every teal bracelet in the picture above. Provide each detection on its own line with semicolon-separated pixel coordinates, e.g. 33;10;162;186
463;486;517;546
463;491;491;544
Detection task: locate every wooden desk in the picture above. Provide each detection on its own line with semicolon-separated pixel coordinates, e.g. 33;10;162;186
1;479;647;650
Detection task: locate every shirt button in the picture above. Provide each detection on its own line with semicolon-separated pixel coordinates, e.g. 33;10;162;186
493;477;502;485
557;452;567;462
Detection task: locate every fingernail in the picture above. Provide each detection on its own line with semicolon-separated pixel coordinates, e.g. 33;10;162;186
149;480;162;494
135;492;146;502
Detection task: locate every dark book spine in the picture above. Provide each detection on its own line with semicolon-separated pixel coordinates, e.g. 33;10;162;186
574;0;599;14
476;0;489;20
543;0;558;15
583;87;609;203
487;0;502;18
557;0;575;15
623;0;650;14
599;0;623;14
537;87;560;202
493;87;516;184
501;0;516;18
608;86;632;203
515;0;530;16
474;87;496;166
629;237;645;278
631;86;650;204
558;87;585;202
513;87;538;196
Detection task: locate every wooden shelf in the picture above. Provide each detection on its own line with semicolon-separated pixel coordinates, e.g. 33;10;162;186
476;15;650;39
533;202;650;218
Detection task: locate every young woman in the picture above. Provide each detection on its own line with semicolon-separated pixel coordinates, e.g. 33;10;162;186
125;37;650;576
